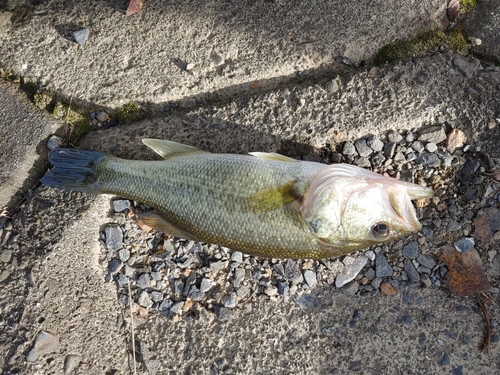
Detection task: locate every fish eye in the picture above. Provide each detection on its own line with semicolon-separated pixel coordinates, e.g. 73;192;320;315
372;223;390;239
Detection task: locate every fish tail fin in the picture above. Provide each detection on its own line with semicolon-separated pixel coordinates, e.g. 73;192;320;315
41;148;108;194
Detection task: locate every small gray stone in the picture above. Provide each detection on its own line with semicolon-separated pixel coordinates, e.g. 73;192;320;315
405;151;416;161
304;270;317;288
137;273;151;289
116;274;129;288
150;271;162;281
415;153;440;168
454;237;475;253
371;277;382;289
404;259;420;283
335;256;368;288
169;301;184;314
47;135;64;150
231;251;243;263
138;290;153;309
446;221;462;231
72;28;90;45
233;268;246;287
425;142;438;152
113;199;131;212
375;252;392;278
277;281;289;295
264;285;278;296
200;278;214;293
236;285;251;300
342;281;359;296
150;291;164;302
421;274;432;287
371;153;386;167
459;159;480;183
405;131;415;142
105;225;123;251
387;130;403;143
453;57;480;78
354;138;373;157
416;254;436;269
210;260;224;272
411;141;425;153
365;268;376;280
222;292;238;308
273;263;285;276
383;142;396;158
26;331;60;362
366;134;384;152
418;126;446;144
439;354;450;366
188;286;205;301
402;241;419;258
159;299;173;313
393;151;405;161
107;259;123;275
284;260;304;283
354;156;371;168
118;248;130;262
342;142;357;156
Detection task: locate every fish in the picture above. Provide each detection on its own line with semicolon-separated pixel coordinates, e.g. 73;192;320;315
41;139;433;259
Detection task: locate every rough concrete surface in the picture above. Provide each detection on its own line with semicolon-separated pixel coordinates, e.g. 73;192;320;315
0;79;65;210
0;1;500;375
465;0;500;63
0;0;446;108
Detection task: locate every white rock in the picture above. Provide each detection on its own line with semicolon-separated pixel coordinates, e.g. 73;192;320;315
335;256;368;288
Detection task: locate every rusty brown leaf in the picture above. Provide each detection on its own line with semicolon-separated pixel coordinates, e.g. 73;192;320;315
437;245;491;297
126;0;145;16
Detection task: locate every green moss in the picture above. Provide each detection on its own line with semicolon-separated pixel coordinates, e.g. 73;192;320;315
116;102;144;124
52;102;90;144
375;29;469;64
33;92;54;110
460;0;477;13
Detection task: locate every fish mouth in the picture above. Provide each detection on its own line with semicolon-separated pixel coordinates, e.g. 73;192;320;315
387;188;428;232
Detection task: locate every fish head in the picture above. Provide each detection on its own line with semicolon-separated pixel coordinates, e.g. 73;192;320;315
301;164;433;251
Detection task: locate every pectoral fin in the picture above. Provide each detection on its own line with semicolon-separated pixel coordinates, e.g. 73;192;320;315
249;152;298;163
247;180;299;213
137;211;201;241
142;139;207;159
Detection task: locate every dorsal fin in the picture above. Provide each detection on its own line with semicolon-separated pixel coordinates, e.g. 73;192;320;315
142;139;207;159
249;152;298;163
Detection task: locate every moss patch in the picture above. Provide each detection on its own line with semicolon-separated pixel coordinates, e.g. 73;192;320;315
52;102;90;144
460;0;477;13
116;103;144;124
376;29;469;64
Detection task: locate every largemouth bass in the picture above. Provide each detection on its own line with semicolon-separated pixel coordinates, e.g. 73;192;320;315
41;139;433;259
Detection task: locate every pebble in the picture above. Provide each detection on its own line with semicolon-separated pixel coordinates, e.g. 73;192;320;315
425;142;438;152
418;126;446;144
366;134;384;151
415;153;440;168
342;142;357;156
64;354;81;374
304;270;317;288
421;274;432;287
137;274;151;289
375;252;392;278
383;142;396;158
453;366;464;375
107;259;123;276
446;128;466;151
72;28;90;45
231;251;243;263
416;254;436;269
402;241;419;258
47;135;64;150
264;285;278;296
454;237;475;252
222;292;238;308
113;199;131;212
354;138;373;157
200;278;215;293
138;290;153;309
105;225;123;251
170;301;184;315
150;291;164;302
387;130;403;143
458;159;480;183
188;286;205;301
411;141;424;153
210;260;224;272
284;260;304;283
26;331;60;362
335;256;368;288
118;248;130;262
233;268;246;287
404;259;420;283
277;281;289;295
217;307;234;322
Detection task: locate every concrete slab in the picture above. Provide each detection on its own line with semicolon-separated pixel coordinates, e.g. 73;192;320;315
464;0;500;63
0;79;64;210
0;0;447;108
